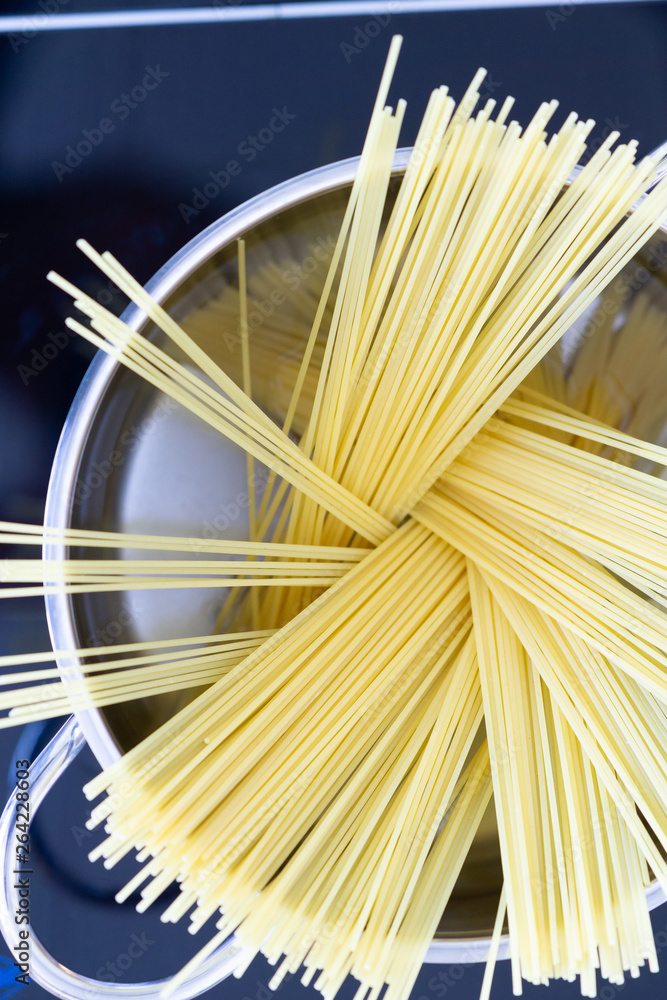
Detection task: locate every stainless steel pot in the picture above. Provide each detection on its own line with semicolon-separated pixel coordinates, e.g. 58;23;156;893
1;148;666;1000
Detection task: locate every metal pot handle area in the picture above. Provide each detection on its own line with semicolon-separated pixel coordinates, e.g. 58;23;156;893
0;716;248;1000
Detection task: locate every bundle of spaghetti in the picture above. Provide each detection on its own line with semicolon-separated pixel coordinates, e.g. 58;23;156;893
440;414;667;596
468;563;659;995
26;37;667;1000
